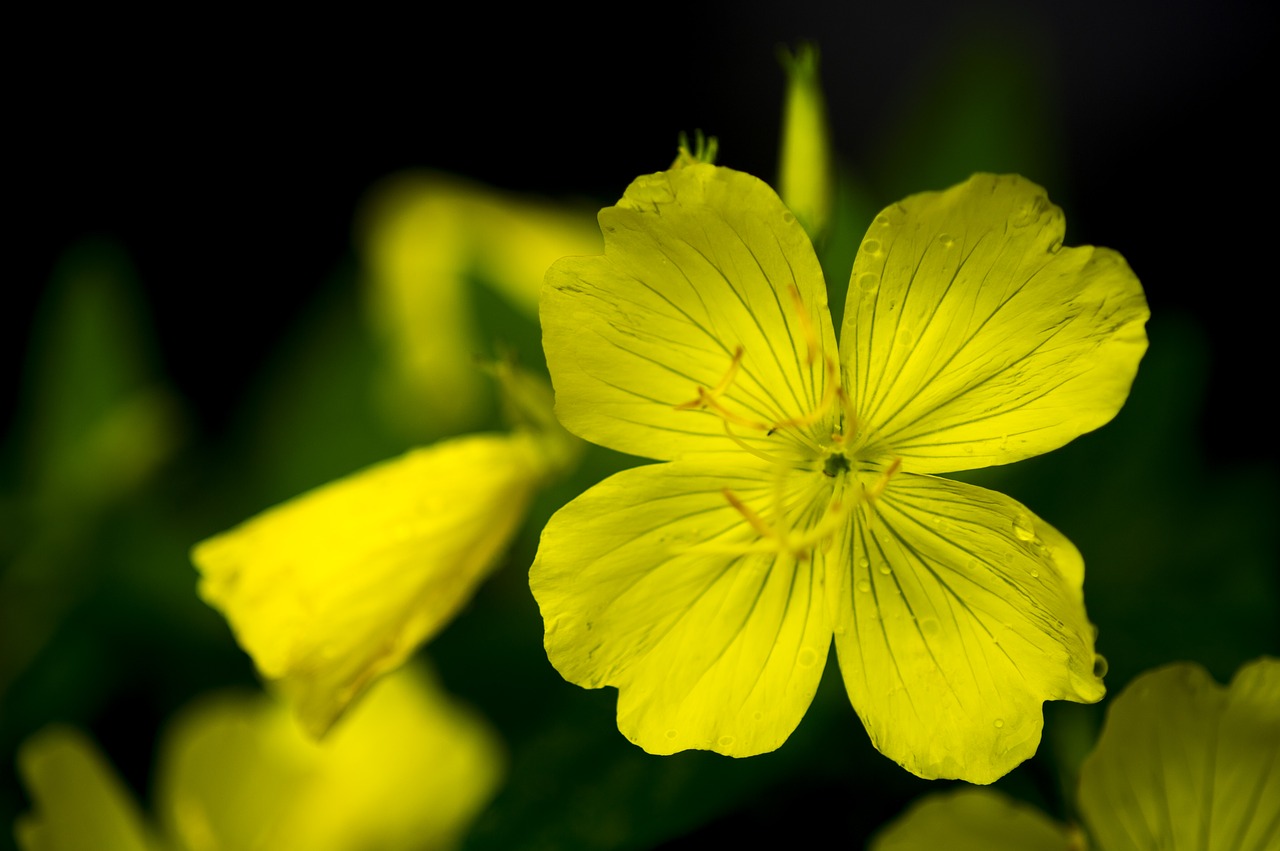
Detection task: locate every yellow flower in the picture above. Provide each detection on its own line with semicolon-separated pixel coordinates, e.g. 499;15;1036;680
532;162;1148;782
870;658;1280;849
15;664;505;851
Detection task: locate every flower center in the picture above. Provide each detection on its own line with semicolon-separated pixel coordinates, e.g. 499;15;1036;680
822;452;851;478
673;283;902;561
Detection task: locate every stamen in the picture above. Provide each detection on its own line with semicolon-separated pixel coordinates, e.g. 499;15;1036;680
862;457;902;502
675;346;773;432
722;488;775;540
721;421;784;465
720;486;851;561
769;355;839;430
787;284;819;366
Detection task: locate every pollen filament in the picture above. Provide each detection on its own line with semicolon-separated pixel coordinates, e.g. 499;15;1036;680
720;486;849;561
787;283;819;366
862;457;902;502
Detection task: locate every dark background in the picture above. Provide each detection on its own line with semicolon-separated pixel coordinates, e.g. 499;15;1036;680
10;1;1275;463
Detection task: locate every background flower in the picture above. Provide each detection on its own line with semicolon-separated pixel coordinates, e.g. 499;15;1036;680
16;664;504;851
870;658;1280;850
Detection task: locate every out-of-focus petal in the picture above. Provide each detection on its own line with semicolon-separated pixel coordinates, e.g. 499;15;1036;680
155;664;504;851
1079;658;1280;851
15;726;161;851
360;171;600;435
193;432;547;737
870;787;1074;851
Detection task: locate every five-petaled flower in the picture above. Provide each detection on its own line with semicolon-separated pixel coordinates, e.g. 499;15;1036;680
531;161;1148;782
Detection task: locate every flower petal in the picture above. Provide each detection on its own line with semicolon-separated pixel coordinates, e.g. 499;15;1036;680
830;473;1104;782
154;665;504;851
1079;658;1280;851
841;174;1148;473
542;163;836;462
15;726;160;851
193;432;546;737
531;459;833;756
870;787;1073;851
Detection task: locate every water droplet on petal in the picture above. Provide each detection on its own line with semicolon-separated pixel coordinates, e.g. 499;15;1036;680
798;647;819;667
858;272;879;293
858;557;870;569
878;564;891;575
782;211;795;223
938;232;955;248
1029;568;1040;579
862;238;882;255
1013;514;1036;541
1048;237;1063;253
857;579;871;593
967;559;982;571
920;617;940;636
1093;655;1109;678
994;718;1005;729
666;729;678;739
717;735;736;748
874;214;891;227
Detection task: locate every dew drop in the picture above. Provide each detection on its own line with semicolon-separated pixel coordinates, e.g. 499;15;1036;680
994;718;1005;729
717;735;736;748
783;211;795;224
878;564;891;575
857;579;871;593
858;557;870;569
1029;569;1040;579
1013;514;1036;541
858;272;880;292
966;559;982;571
862;238;882;255
920;617;940;636
798;647;819;667
938;232;956;248
874;214;891;227
1093;654;1109;678
1048;237;1063;253
753;711;763;720
666;729;678;739
963;445;975;455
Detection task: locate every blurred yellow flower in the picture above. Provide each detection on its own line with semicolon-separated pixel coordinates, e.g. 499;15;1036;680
194;166;589;740
359;171;600;437
16;663;504;851
533;161;1147;782
777;42;833;240
193;427;557;738
871;658;1280;850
